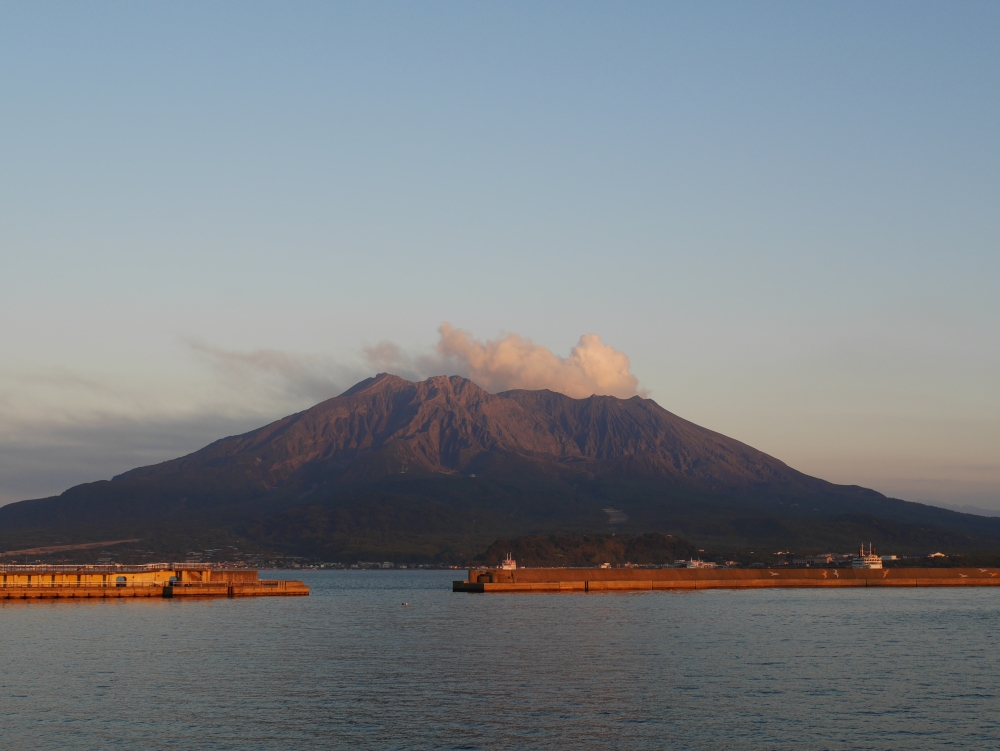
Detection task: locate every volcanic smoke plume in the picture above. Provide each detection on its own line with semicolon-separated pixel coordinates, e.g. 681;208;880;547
192;324;645;403
433;323;642;399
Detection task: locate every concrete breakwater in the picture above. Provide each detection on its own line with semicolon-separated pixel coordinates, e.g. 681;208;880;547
454;566;1000;593
0;563;309;600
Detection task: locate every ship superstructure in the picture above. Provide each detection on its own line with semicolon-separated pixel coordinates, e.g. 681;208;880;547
852;543;883;569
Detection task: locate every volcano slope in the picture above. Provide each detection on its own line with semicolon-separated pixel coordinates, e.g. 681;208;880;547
2;373;998;561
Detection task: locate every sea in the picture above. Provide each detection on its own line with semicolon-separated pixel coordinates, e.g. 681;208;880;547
2;570;998;750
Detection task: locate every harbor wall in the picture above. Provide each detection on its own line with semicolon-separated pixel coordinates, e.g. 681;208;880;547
0;564;305;600
455;566;1000;592
1;569;173;588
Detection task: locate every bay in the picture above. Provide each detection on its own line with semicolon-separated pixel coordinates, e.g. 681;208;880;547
2;570;998;750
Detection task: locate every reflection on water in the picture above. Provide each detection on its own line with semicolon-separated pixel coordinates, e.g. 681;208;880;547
2;570;998;750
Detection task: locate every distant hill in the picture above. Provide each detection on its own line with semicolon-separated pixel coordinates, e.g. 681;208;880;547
2;373;999;561
932;503;1000;518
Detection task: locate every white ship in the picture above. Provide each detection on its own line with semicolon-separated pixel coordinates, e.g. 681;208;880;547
852;543;882;569
501;553;517;570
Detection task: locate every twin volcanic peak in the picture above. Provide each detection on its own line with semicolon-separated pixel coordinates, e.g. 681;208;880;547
3;373;999;560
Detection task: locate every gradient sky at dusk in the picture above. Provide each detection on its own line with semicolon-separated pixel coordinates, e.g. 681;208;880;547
1;2;998;510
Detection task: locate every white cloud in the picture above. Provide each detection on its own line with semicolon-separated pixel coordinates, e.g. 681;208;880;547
433;323;644;398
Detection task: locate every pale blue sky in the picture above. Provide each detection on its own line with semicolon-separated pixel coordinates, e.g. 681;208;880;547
1;2;998;509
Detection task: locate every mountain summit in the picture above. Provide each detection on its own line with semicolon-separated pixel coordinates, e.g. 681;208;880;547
2;374;997;560
122;373;803;487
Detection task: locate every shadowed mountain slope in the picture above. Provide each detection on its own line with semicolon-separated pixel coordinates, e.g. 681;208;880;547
2;373;998;560
114;374;834;490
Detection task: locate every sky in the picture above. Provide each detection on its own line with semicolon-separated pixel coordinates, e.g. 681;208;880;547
1;2;998;511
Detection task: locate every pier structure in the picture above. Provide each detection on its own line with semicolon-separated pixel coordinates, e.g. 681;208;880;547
0;563;308;599
454;566;1000;593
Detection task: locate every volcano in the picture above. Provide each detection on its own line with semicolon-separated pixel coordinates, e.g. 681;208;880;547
2;373;998;560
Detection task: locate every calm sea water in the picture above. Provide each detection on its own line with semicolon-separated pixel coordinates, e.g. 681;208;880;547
2;570;999;750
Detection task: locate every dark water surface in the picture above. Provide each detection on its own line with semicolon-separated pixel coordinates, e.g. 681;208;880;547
2;570;999;750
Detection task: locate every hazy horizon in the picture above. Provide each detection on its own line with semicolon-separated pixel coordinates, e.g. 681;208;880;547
2;3;998;511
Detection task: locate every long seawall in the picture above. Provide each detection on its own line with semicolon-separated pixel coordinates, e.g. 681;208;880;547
454;566;1000;593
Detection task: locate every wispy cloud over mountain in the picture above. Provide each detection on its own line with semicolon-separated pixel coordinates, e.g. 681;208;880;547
187;340;361;404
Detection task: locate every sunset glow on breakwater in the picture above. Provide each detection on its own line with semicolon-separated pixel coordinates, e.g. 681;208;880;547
454;567;1000;593
0;564;308;599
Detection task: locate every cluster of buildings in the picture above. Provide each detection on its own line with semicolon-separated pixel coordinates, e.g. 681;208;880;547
789;553;857;566
671;559;743;569
671;548;948;570
348;561;455;570
786;551;947;567
485;550;952;571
